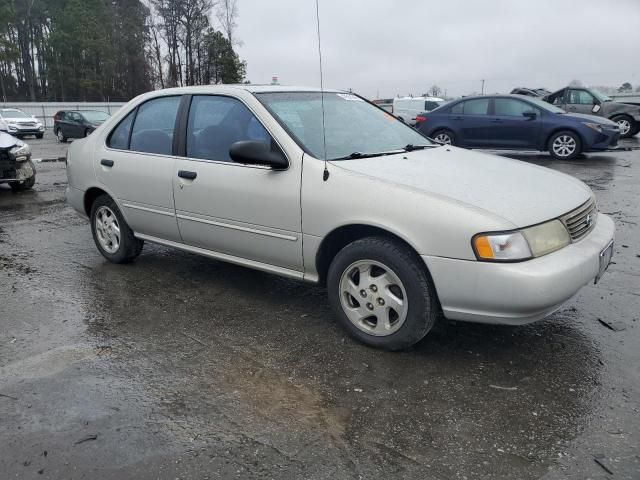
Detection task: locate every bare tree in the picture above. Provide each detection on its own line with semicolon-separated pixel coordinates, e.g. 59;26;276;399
429;85;442;97
568;79;583;87
216;0;239;46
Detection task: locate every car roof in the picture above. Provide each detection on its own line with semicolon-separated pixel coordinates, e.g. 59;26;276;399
151;84;345;95
452;94;540;102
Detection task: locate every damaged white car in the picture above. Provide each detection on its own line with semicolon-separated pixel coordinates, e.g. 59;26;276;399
0;132;36;191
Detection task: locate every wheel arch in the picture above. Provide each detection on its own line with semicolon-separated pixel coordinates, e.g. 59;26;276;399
315;223;428;285
545;127;585;151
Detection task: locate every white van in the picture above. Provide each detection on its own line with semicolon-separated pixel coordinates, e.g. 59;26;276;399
393;96;445;125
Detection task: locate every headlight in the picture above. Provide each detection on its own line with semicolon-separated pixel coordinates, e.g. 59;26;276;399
583;122;602;133
473;220;570;262
9;143;31;161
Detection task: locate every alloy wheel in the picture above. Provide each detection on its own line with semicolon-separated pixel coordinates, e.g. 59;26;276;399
434;132;452;145
339;260;408;336
552;135;576;158
94;206;121;254
616;119;631;136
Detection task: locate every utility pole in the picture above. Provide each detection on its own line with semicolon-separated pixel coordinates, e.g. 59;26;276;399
481;79;485;95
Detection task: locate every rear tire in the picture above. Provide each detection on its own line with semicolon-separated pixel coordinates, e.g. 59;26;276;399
56;128;67;143
90;194;143;263
327;237;439;351
548;130;581;160
432;129;455;146
611;115;636;138
36;133;43;139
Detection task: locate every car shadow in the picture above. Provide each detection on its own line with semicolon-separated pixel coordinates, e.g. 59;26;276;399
78;245;603;477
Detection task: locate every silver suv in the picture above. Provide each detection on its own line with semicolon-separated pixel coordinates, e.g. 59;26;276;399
66;85;615;350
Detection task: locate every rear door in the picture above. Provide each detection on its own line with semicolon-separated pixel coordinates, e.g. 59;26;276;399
454;98;492;147
172;94;303;272
58;112;73;137
96;95;182;242
488;98;541;149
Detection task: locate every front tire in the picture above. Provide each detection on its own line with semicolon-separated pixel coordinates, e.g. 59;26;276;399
611;115;636;138
548;130;581;160
90;194;144;263
327;237;439;351
36;133;43;139
9;175;35;192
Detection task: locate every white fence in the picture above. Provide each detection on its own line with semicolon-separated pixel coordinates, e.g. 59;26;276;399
0;102;126;129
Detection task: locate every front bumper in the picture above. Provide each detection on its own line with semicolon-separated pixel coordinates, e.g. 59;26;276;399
423;213;615;325
6;126;44;135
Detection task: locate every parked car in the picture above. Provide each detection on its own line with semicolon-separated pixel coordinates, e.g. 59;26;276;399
53;110;110;142
415;94;620;160
66;85;614;350
0;108;44;139
0;131;36;191
393;96;445;125
512;86;640;138
510;87;551;98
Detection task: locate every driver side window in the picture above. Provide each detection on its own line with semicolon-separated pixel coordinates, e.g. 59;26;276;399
186;95;271;162
569;89;595;105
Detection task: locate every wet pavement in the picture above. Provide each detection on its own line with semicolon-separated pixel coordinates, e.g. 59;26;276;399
1;139;639;479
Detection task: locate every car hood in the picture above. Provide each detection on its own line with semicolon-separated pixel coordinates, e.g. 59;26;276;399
563;112;618;126
0;132;22;149
330;146;592;227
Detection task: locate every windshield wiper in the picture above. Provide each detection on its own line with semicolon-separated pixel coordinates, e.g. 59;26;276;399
331;151;400;161
402;144;436;151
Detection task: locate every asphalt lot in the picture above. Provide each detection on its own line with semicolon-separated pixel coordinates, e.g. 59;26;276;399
1;132;639;479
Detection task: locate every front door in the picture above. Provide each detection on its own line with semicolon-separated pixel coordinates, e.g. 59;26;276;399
173;94;303;273
488;98;541;149
96;95;182;242
566;89;599;115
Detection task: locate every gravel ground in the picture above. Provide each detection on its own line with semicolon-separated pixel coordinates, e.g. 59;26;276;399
1;138;639;479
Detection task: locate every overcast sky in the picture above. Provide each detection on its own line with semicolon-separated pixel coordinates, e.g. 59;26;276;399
235;0;640;98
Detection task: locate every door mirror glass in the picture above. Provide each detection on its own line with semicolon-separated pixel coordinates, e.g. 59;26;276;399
229;140;288;169
592;104;601;113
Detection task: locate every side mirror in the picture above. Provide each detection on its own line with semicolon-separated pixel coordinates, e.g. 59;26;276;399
229;140;288;169
523;111;537;120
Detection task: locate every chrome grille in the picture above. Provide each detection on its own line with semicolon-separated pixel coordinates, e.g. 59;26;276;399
561;198;597;242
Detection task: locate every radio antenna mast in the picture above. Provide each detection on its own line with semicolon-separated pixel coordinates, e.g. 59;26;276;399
315;0;329;181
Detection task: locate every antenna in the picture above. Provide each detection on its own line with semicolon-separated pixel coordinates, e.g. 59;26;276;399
315;0;329;181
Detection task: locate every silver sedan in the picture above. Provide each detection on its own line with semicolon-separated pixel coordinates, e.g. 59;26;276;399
65;85;615;350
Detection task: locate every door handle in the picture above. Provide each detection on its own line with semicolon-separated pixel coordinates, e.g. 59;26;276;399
178;170;197;180
491;119;502;123
453;116;464;121
100;159;114;167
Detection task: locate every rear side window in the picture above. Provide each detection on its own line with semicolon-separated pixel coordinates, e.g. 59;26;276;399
130;96;181;155
186;95;271;162
450;102;464;114
462;99;489;115
107;110;135;150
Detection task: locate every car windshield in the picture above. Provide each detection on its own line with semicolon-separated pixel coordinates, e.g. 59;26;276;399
524;97;566;114
1;110;30;118
590;89;612;102
256;91;433;160
81;111;110;122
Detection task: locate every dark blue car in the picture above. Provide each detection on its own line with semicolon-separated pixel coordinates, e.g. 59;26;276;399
415;94;620;160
